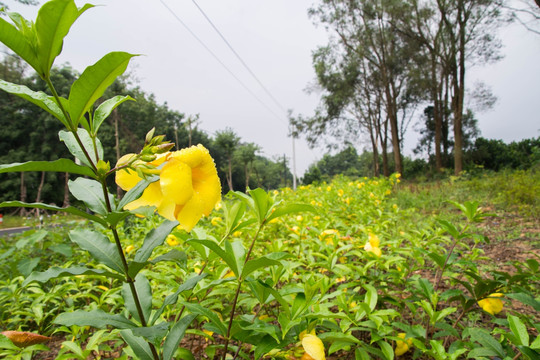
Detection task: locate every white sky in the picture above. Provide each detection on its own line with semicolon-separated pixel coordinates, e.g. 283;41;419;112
3;0;540;176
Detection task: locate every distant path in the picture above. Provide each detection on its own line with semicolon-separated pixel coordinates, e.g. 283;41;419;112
0;226;32;236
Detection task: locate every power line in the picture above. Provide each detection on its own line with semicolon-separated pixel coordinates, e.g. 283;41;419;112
158;0;286;125
191;0;289;115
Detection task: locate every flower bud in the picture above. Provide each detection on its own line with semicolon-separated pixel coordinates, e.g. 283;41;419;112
145;128;156;144
140;154;157;162
96;160;110;176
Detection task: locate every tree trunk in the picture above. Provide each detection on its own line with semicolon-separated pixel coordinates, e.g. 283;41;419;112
227;157;233;191
453;0;466;175
19;172;27;216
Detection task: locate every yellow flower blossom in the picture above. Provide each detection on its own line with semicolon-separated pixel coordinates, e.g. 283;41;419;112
337;189;344;197
166;234;179;246
297;215;304;222
125;245;135;253
326;186;332;191
301;333;326;360
320;229;339;245
395;333;412;356
211;217;222;226
364;233;382;257
116;145;221;232
97;285;109;292
478;293;504;315
232;231;242;237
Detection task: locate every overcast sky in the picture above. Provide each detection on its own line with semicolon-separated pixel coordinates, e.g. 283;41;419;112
3;0;540;176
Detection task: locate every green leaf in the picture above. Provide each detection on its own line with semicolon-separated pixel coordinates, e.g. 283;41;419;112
188;239;239;277
242;256;282;279
507;293;540;311
254;335;280;360
0;334;21;350
469;328;505;358
59;128;103;168
17;258;40;276
0;14;39;73
0;200;107;226
162;314;197;360
364;284;378;312
265;203;317;223
150;249;187;266
120;329;154;360
437;219;460;238
23;266;122;286
0;80;69;127
122;273;152;324
149;274;207;325
69;228;124;273
134;220;179;263
508;315;529;346
0;159;95;177
517;346;540;360
378;340;394;360
35;0;94;78
181;302;227;336
54;309;136;329
224;201;246;236
117;177;158;210
428;252;446;269
248;188;272;224
131;322;169;346
92;95;134;135
69;52;137;127
68;178;109;215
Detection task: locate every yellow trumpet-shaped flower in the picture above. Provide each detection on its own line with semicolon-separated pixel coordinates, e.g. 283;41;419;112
364;233;382;257
301;333;326;360
478;293;504;315
395;333;413;356
116;145;221;232
320;229;339;245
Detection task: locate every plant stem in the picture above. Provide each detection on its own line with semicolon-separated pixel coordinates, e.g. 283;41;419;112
100;181;160;360
221;225;263;360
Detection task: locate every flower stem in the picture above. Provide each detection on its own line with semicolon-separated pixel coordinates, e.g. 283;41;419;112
221;225;263;360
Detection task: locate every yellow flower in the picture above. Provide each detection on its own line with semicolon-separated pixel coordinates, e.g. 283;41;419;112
478;293;504;315
395;333;412;356
125;245;135;253
211;217;222;226
232;231;242;237
337;189;344;197
326;186;332;191
166;234;179;246
297;215;304;222
301;333;326;360
320;229;339;244
364;233;382;257
116;145;221;232
97;285;109;291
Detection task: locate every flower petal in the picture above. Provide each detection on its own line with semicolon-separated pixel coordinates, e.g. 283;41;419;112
115;154;141;191
174;193;206;232
124;181;163;211
160;158;193;206
302;334;326;360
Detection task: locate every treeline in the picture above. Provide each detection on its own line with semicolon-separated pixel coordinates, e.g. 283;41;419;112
302;137;540;184
0;56;292;208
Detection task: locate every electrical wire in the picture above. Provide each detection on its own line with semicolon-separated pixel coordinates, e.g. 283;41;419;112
158;0;287;125
191;0;289;115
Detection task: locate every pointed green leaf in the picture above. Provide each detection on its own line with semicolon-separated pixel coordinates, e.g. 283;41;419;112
117;176;158;210
93;95;134;134
469;328;505;358
187;239;239;277
242;256;282;279
364;284;378;312
120;329;153;360
35;0;94;78
122;273;152;324
68;178;109;215
0;15;39;72
0;200;106;226
162;314;197;360
0;80;69;127
266;203;317;223
131;322;169;346
23;266;122;286
181;302;227;335
149;274;207;325
69;228;124;273
508;315;529;347
54;309;136;329
69;52;137;126
59;128;103;168
0;159;95;177
134;220;179;263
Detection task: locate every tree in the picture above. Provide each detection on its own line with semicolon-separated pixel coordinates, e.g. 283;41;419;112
214;128;240;192
235;142;260;190
302;0;423;175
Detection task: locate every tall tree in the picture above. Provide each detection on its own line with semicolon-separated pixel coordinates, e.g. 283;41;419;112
214;128;240;192
235;142;260;191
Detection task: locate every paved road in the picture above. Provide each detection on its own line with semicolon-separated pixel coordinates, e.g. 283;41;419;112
0;226;32;237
